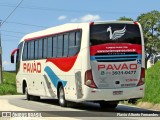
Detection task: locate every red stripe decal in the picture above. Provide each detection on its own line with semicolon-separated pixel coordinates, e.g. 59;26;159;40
46;55;78;72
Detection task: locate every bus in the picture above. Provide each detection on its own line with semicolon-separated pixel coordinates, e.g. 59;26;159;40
11;21;145;108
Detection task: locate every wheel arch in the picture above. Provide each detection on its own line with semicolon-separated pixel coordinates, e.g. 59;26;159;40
22;80;27;94
57;82;63;98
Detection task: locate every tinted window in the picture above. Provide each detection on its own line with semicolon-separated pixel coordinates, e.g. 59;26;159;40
28;42;31;59
48;37;53;58
68;31;81;56
68;32;75;56
90;24;141;45
16;42;23;62
76;31;81;46
53;36;57;57
30;40;35;59
16;42;23;72
63;34;69;57
38;39;43;59
22;30;81;60
22;42;28;60
57;35;63;57
43;38;47;58
75;31;81;55
35;40;38;59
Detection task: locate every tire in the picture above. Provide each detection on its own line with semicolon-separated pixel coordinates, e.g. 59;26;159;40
58;86;67;107
99;101;118;109
31;96;40;101
25;87;31;101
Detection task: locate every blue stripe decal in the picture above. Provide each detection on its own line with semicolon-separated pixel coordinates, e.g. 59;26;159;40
90;54;142;61
44;66;67;88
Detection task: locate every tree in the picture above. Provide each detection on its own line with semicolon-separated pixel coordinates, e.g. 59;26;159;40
137;10;160;68
118;16;133;21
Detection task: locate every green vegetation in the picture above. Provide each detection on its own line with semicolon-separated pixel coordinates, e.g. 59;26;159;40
141;61;160;103
119;10;160;68
0;71;17;95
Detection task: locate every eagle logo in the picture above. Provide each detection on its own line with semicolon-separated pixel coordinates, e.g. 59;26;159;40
107;26;126;40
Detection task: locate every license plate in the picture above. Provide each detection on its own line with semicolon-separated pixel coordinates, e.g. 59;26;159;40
113;91;123;95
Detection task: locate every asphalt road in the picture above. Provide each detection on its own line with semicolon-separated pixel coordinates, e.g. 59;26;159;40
0;95;160;120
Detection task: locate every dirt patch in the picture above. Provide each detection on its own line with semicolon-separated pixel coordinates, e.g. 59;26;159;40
137;102;160;111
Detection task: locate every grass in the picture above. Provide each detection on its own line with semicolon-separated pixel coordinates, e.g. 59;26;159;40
140;61;160;104
0;71;17;95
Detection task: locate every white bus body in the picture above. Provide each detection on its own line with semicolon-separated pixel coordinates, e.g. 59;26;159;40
11;21;145;108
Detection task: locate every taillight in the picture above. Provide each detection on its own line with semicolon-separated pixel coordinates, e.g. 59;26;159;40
90;22;94;26
84;69;97;88
137;68;145;86
134;22;139;25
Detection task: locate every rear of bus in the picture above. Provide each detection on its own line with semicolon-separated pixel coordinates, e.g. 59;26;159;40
85;21;145;104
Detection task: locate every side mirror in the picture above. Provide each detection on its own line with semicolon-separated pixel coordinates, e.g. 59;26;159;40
11;54;14;63
11;48;18;63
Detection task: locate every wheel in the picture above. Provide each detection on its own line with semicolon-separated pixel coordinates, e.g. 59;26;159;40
99;101;118;109
25;87;31;101
34;96;40;101
58;86;67;107
31;96;40;101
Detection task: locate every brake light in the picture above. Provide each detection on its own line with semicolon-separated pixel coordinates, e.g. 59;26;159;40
84;69;97;88
90;22;94;26
137;68;145;86
134;22;139;26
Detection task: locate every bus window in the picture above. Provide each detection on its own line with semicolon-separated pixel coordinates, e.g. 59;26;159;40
75;31;81;54
57;35;63;57
63;34;69;57
28;42;31;60
90;24;141;45
53;36;57;58
48;37;53;58
16;42;23;72
38;39;43;59
35;40;38;59
30;40;35;59
22;42;28;60
43;38;48;58
68;32;76;56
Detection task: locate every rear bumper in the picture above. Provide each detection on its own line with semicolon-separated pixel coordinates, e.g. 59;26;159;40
80;85;144;102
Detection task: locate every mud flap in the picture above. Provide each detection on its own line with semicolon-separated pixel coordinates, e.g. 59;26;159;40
75;71;83;99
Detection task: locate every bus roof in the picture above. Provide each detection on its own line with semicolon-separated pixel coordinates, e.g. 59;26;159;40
19;20;135;43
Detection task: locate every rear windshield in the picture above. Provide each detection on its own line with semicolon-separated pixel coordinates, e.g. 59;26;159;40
90;23;141;45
